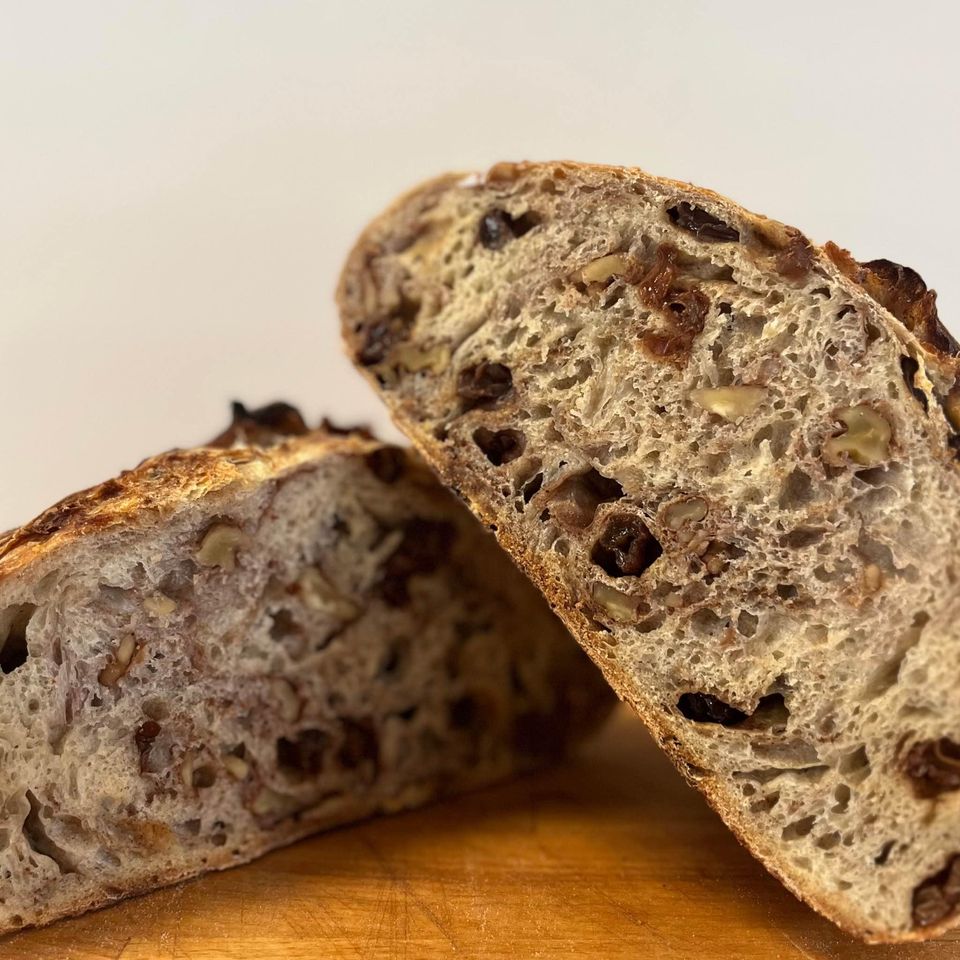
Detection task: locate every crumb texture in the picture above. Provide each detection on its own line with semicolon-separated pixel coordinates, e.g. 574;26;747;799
0;426;609;933
339;160;960;943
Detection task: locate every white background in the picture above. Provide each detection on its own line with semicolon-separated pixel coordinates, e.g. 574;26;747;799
2;0;957;530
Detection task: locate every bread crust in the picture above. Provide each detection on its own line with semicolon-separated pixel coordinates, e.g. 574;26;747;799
338;160;960;943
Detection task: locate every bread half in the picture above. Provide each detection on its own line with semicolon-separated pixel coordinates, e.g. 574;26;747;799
338;161;960;942
0;403;610;933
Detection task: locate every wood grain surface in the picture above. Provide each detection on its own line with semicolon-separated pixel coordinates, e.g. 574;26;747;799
3;706;958;960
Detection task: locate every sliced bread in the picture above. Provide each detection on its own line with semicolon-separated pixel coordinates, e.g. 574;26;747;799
338;161;960;942
0;402;610;933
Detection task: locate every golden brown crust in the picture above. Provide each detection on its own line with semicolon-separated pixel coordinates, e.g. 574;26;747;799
0;429;380;583
337;159;960;943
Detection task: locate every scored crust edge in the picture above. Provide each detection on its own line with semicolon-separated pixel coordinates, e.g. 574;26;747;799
337;159;960;944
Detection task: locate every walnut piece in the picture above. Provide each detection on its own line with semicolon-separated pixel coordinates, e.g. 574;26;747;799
143;594;176;617
250;786;298;817
222;755;250;781
580;254;637;284
691;386;767;421
98;635;138;687
196;523;244;571
662;497;708;531
591;582;638;622
823;406;892;467
392;342;450;374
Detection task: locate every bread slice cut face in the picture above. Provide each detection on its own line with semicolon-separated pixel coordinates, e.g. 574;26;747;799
0;404;610;933
339;161;960;942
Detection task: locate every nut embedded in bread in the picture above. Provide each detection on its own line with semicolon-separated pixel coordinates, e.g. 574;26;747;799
0;406;611;933
338;160;960;943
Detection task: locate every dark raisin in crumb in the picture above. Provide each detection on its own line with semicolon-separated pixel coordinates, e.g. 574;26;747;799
904;738;960;797
478;209;540;250
677;693;747;725
134;720;161;750
913;855;960;927
591;514;662;578
775;234;815;280
667;202;740;242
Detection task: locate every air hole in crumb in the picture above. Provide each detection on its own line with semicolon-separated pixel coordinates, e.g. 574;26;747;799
182;819;201;837
449;695;485;731
192;765;217;789
816;831;841;850
277;729;329;776
875;840;896;865
839;746;870;783
778;470;814;508
736;611;758;637
22;791;77;873
522;473;544;504
472;427;526;466
269;609;302;642
781;815;817;841
547;468;624;529
0;604;35;674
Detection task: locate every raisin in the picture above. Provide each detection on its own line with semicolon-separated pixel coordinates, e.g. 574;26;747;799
472;427;525;466
364;447;405;483
457;362;513;408
357;293;421;367
677;693;747;725
913;855;960;927
667;202;740;242
134;720;161;774
637;244;679;309
358;319;398;366
775;234;815;280
641;331;694;364
379;517;457;606
591;514;662;578
904;738;960;798
899;356;929;412
478;209;539;250
277;729;329;776
665;289;710;334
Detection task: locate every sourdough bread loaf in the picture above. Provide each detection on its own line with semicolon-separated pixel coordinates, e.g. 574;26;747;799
338;161;960;942
0;403;610;933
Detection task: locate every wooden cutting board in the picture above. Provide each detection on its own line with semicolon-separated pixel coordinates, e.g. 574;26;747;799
5;707;958;960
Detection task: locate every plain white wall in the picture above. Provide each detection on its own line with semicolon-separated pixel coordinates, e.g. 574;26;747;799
1;0;957;529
